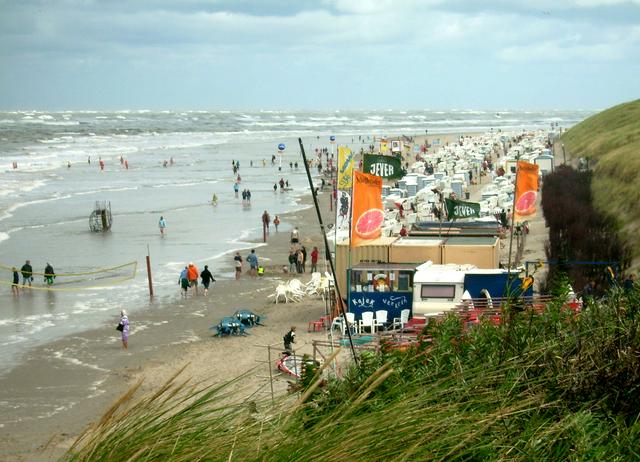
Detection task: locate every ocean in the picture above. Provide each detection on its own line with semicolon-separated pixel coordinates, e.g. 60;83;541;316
0;109;593;374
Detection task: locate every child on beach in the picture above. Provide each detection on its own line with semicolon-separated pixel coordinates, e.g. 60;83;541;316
11;267;19;296
118;310;129;349
159;216;167;236
283;326;296;355
234;252;243;279
274;215;280;232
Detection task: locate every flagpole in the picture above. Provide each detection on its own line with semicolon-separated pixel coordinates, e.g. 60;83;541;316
299;138;358;364
506;157;520;274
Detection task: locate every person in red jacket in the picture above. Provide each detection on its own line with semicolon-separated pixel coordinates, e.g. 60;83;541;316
187;262;199;295
310;246;319;273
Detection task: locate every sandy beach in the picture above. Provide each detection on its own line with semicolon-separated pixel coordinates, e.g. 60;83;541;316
0;188;337;461
0;131;552;461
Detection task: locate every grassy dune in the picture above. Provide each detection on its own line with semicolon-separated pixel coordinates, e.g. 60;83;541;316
561;99;640;267
64;283;640;461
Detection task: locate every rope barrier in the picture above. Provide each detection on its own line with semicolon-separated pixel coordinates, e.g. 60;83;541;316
1;261;138;291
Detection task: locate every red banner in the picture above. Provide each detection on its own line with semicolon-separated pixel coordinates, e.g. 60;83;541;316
351;171;383;247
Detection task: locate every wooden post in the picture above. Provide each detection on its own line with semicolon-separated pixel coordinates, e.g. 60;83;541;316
267;345;274;404
146;245;154;298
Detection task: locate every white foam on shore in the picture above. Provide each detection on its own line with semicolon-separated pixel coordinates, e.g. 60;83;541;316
52;351;109;372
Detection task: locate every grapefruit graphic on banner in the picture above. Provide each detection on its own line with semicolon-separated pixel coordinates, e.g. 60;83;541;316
351;171;383;247
514;160;539;222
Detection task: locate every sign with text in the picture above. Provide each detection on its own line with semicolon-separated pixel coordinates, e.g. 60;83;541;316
363;154;405;180
444;197;481;221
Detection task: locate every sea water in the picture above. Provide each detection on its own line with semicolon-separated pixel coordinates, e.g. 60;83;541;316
0;109;593;373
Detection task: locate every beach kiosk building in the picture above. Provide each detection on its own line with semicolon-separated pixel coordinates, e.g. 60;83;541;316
347;262;416;323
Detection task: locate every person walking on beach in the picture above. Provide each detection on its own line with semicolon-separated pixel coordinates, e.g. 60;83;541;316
310;246;319;273
234;182;239;198
187;263;199;295
288;250;297;273
300;246;307;273
274;215;280;232
118;310;129;349
246;249;258;277
159;216;167;236
234;252;243;279
262;210;271;234
296;249;304;274
11;267;19;296
20;260;33;287
290;227;299;245
200;265;216;296
283;326;296;355
179;266;189;297
44;263;55;286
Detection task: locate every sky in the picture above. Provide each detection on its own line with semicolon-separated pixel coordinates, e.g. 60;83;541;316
0;0;638;110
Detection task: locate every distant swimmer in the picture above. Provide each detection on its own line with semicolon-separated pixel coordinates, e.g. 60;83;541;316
159;216;167;235
124;160;129;169
169;157;174;165
44;263;55;286
99;158;105;171
211;193;218;205
67;161;71;168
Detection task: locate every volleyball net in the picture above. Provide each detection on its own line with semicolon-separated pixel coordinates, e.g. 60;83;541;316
0;261;138;291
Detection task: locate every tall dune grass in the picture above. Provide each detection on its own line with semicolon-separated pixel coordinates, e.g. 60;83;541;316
64;284;640;461
561;99;640;267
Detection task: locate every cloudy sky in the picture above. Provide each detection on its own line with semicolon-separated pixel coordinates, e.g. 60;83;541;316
0;0;638;110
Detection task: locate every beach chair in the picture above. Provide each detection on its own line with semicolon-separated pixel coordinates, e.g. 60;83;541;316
306;272;322;289
330;312;357;336
374;310;388;331
358;311;375;334
287;279;306;300
268;284;290;304
391;309;410;330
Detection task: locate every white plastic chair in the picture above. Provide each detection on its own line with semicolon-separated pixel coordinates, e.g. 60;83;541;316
391;309;410;330
344;312;356;335
268;284;290;304
374;310;388;331
306;272;322;289
358;311;375;334
286;279;305;301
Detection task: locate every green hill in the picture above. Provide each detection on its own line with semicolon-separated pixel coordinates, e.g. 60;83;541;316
561;99;640;268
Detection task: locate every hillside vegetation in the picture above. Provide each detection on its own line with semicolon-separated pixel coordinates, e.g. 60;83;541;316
561;99;640;268
65;283;640;461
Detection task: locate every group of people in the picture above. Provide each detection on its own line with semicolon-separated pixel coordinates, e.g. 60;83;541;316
178;263;216;297
233;249;263;279
284;227;319;275
10;259;55;295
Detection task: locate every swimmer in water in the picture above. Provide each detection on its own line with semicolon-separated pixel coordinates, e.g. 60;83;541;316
211;193;218;205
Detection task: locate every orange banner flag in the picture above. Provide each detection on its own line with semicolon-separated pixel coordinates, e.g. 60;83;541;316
351;171;384;247
514;160;540;222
